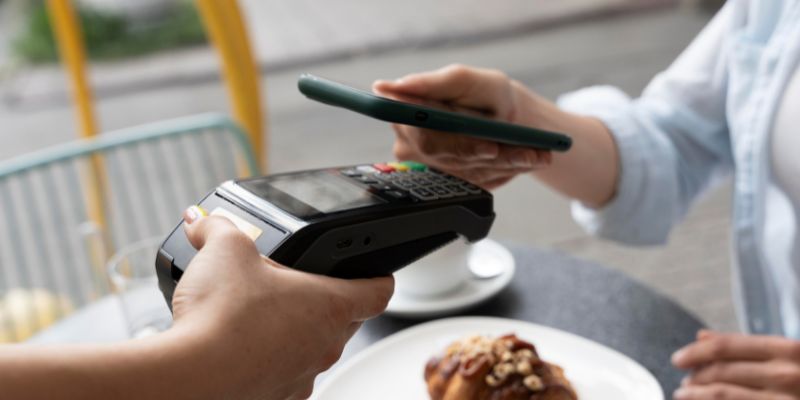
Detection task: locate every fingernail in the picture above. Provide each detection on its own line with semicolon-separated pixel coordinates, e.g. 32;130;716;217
540;150;554;165
476;143;498;158
673;388;689;400
183;205;207;224
697;329;714;340
671;349;687;365
681;376;691;387
511;153;533;167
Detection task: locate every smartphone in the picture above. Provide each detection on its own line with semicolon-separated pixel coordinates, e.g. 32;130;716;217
298;74;572;152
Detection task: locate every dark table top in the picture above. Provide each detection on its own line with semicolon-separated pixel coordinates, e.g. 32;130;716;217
339;245;705;397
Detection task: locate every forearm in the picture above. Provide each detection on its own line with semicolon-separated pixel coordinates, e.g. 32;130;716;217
512;81;620;207
0;329;232;400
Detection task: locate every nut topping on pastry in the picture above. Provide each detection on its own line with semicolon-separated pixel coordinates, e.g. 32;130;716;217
425;334;578;400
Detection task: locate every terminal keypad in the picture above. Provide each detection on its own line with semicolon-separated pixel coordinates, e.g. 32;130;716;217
340;162;481;202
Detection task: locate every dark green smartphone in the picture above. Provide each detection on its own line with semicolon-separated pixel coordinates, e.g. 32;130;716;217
298;74;572;152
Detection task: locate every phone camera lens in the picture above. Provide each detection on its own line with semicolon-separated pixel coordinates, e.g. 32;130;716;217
415;111;429;122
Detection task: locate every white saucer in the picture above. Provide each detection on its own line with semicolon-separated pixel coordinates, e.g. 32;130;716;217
385;239;515;318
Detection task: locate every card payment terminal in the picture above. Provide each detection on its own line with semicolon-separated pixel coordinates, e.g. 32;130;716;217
156;161;495;307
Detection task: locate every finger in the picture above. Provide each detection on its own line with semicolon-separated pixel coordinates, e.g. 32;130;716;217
182;205;207;225
458;167;531;186
673;334;797;369
182;206;245;251
393;124;499;163
374;64;513;114
287;380;315;400
393;123;551;169
374;64;507;107
673;383;786;400
400;126;501;161
345;321;363;340
372;86;429;106
373;86;492;118
430;156;526;171
429;146;548;170
261;255;290;269
334;275;395;321
432;159;535;173
373;67;481;103
493;145;552;169
698;329;718;341
687;361;800;389
481;176;515;191
536;148;554;165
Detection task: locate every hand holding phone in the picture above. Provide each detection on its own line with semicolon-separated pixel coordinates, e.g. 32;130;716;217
298;74;572;152
299;68;569;189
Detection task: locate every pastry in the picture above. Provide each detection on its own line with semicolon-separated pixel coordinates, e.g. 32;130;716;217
425;334;578;400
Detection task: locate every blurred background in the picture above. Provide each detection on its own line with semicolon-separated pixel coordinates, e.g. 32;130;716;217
0;0;734;337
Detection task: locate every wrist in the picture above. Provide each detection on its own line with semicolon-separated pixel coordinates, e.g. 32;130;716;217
148;322;247;400
509;80;582;133
511;81;564;131
156;317;288;400
102;324;236;400
509;80;619;207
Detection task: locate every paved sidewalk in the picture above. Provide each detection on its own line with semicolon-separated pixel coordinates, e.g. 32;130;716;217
0;0;674;109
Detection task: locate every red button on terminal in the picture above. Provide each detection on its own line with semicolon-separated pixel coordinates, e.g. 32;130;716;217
373;163;395;173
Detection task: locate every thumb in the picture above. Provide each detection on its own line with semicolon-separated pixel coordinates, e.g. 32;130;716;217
374;64;512;114
182;206;242;251
373;65;476;101
333;276;395;321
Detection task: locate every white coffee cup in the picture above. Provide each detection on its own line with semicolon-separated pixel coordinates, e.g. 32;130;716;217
394;239;471;298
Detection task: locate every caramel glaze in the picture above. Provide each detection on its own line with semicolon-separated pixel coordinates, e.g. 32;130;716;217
425;334;578;400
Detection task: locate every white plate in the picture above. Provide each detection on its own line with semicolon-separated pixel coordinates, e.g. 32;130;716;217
315;317;663;400
385;240;515;318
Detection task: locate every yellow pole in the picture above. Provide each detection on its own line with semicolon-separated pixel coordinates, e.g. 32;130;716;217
195;0;266;172
46;0;98;139
221;1;264;148
47;0;110;275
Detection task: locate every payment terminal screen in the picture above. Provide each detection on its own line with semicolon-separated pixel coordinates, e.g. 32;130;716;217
240;171;384;218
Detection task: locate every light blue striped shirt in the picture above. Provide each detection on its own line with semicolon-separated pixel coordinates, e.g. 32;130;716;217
558;0;800;337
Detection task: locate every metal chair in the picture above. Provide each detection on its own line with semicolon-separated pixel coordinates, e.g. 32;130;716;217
46;0;267;246
0;113;257;342
46;0;266;167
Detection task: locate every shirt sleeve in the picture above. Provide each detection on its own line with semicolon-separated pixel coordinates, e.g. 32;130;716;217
557;3;737;245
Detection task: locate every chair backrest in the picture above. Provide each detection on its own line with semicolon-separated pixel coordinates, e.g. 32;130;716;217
0;113;256;342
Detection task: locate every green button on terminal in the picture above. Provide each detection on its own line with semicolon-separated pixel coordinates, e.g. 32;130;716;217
400;161;427;171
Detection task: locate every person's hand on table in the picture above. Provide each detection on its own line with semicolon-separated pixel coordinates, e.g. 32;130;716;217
373;64;553;190
0;206;394;400
672;330;800;399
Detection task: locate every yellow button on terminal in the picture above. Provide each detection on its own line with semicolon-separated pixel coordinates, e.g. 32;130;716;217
387;162;409;172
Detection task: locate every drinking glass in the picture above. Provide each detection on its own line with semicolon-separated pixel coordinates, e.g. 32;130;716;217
107;237;173;338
